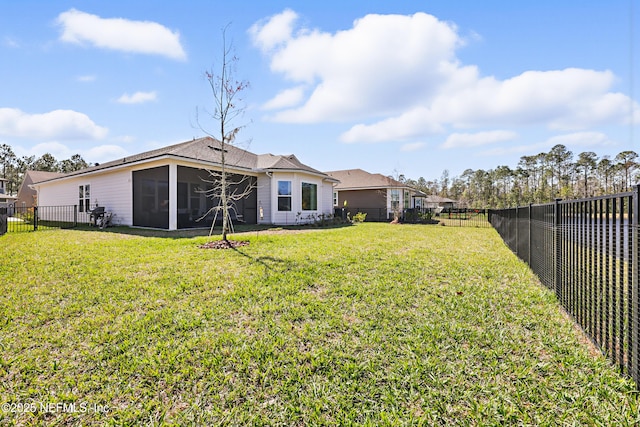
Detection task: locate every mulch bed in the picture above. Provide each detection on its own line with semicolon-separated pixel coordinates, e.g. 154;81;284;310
198;240;250;250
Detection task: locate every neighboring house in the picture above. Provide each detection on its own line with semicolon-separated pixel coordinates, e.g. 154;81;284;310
33;137;339;230
0;177;18;208
325;168;427;221
424;195;458;210
16;170;66;207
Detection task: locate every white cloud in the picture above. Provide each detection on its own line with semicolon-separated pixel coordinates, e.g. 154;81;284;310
116;135;135;143
253;12;460;123
56;9;186;60
251;10;638;143
261;86;306;110
29;141;73;159
340;107;443;143
249;9;299;53
84;144;129;163
77;75;96;82
117;91;157;104
3;36;19;48
546;131;614;147
432;69;622;129
401;142;426;152
481;132;613;156
0;108;108;140
442;130;518;149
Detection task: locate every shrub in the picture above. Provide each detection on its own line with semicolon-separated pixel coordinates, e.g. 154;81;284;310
14;208;34;223
419;211;433;222
352;212;367;223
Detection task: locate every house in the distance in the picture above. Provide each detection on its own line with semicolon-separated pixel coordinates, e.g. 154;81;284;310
33;137;338;230
0;177;17;208
325;168;426;221
424;195;458;210
16;170;66;207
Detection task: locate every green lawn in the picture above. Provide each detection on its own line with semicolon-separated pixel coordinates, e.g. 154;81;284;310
0;223;637;425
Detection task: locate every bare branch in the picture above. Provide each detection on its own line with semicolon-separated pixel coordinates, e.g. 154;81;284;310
194;24;254;240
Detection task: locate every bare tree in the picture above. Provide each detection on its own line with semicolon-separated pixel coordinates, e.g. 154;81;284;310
197;26;252;241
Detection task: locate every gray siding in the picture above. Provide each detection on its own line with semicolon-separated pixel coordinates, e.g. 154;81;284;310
257;175;271;224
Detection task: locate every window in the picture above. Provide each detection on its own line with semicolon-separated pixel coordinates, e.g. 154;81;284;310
404;190;410;209
278;181;292;211
390;189;400;211
79;184;90;213
333;192;338;206
302;182;317;210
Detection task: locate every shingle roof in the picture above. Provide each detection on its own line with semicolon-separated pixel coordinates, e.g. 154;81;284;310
425;195;457;203
256;153;327;176
325;169;408;190
25;171;66;183
36;137;333;183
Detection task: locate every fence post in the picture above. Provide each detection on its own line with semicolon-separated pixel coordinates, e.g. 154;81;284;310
632;185;639;384
33;206;38;231
74;205;78;227
554;198;562;301
528;203;533;267
0;207;7;236
515;206;519;257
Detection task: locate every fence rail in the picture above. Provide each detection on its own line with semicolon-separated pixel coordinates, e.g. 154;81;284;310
490;188;639;385
437;208;491;228
0;205;88;234
332;207;491;227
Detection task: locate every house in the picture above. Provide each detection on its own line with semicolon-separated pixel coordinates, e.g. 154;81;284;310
325;168;427;221
0;177;18;208
33;137;339;230
16;170;66;207
424;195;458;210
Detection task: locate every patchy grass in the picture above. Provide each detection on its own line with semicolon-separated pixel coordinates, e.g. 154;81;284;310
0;223;638;425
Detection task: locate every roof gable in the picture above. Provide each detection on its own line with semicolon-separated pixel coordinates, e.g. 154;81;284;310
34;137;333;184
326;169;407;190
256;153;326;176
25;170;66;184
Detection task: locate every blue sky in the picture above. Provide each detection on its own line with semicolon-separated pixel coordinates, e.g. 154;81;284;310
1;0;638;180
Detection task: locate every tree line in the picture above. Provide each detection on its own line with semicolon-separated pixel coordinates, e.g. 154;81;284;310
0;143;90;194
2;141;638;209
401;144;639;209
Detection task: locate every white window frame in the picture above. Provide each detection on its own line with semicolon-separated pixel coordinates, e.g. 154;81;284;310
79;184;91;213
277;180;292;211
301;182;318;211
390;189;400;211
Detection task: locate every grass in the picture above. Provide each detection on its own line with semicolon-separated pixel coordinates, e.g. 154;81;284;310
0;223;638;425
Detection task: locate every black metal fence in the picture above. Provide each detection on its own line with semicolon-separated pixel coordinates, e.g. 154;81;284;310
0;205;86;234
0;209;6;235
437;208;491;228
332;207;491;227
490;189;639;385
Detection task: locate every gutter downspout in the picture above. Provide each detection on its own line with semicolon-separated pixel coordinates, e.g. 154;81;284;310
266;171;273;224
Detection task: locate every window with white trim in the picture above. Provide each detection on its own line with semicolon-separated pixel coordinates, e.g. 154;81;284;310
278;180;292;211
79;184;90;213
333;191;338;206
390;189;400;211
302;182;317;210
